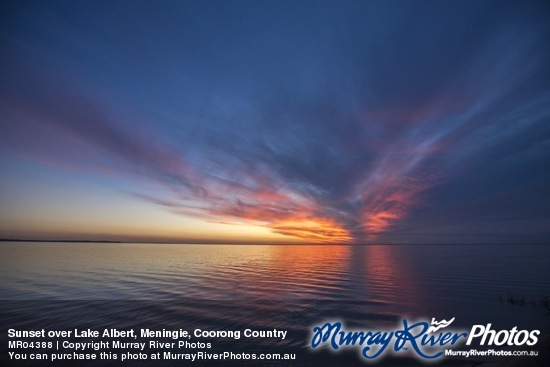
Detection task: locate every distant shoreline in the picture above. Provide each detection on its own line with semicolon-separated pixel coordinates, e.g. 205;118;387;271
0;239;123;243
1;239;549;246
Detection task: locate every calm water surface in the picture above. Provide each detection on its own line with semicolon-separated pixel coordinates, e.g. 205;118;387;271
1;243;549;366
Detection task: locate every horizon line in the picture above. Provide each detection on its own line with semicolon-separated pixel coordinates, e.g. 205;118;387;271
1;238;549;246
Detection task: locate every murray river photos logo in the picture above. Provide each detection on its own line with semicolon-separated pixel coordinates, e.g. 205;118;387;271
310;317;540;361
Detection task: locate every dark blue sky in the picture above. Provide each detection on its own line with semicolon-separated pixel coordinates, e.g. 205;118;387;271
1;0;549;243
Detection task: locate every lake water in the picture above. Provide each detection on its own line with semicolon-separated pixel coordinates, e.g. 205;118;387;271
1;242;549;366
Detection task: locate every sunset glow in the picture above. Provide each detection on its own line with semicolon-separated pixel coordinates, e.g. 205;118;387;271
1;0;549;244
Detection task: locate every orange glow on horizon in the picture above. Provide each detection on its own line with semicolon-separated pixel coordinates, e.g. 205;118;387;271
269;217;352;243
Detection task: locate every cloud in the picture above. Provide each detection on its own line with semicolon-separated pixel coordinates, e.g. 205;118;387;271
1;0;549;243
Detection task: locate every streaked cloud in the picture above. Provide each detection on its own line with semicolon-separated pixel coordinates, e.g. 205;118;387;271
1;0;549;243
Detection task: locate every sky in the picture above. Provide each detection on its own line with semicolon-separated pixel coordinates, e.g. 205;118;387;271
1;0;549;244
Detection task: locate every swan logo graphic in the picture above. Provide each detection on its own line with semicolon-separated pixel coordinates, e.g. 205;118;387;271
427;317;455;333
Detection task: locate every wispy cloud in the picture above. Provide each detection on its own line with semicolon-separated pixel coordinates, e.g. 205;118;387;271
1;0;549;243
